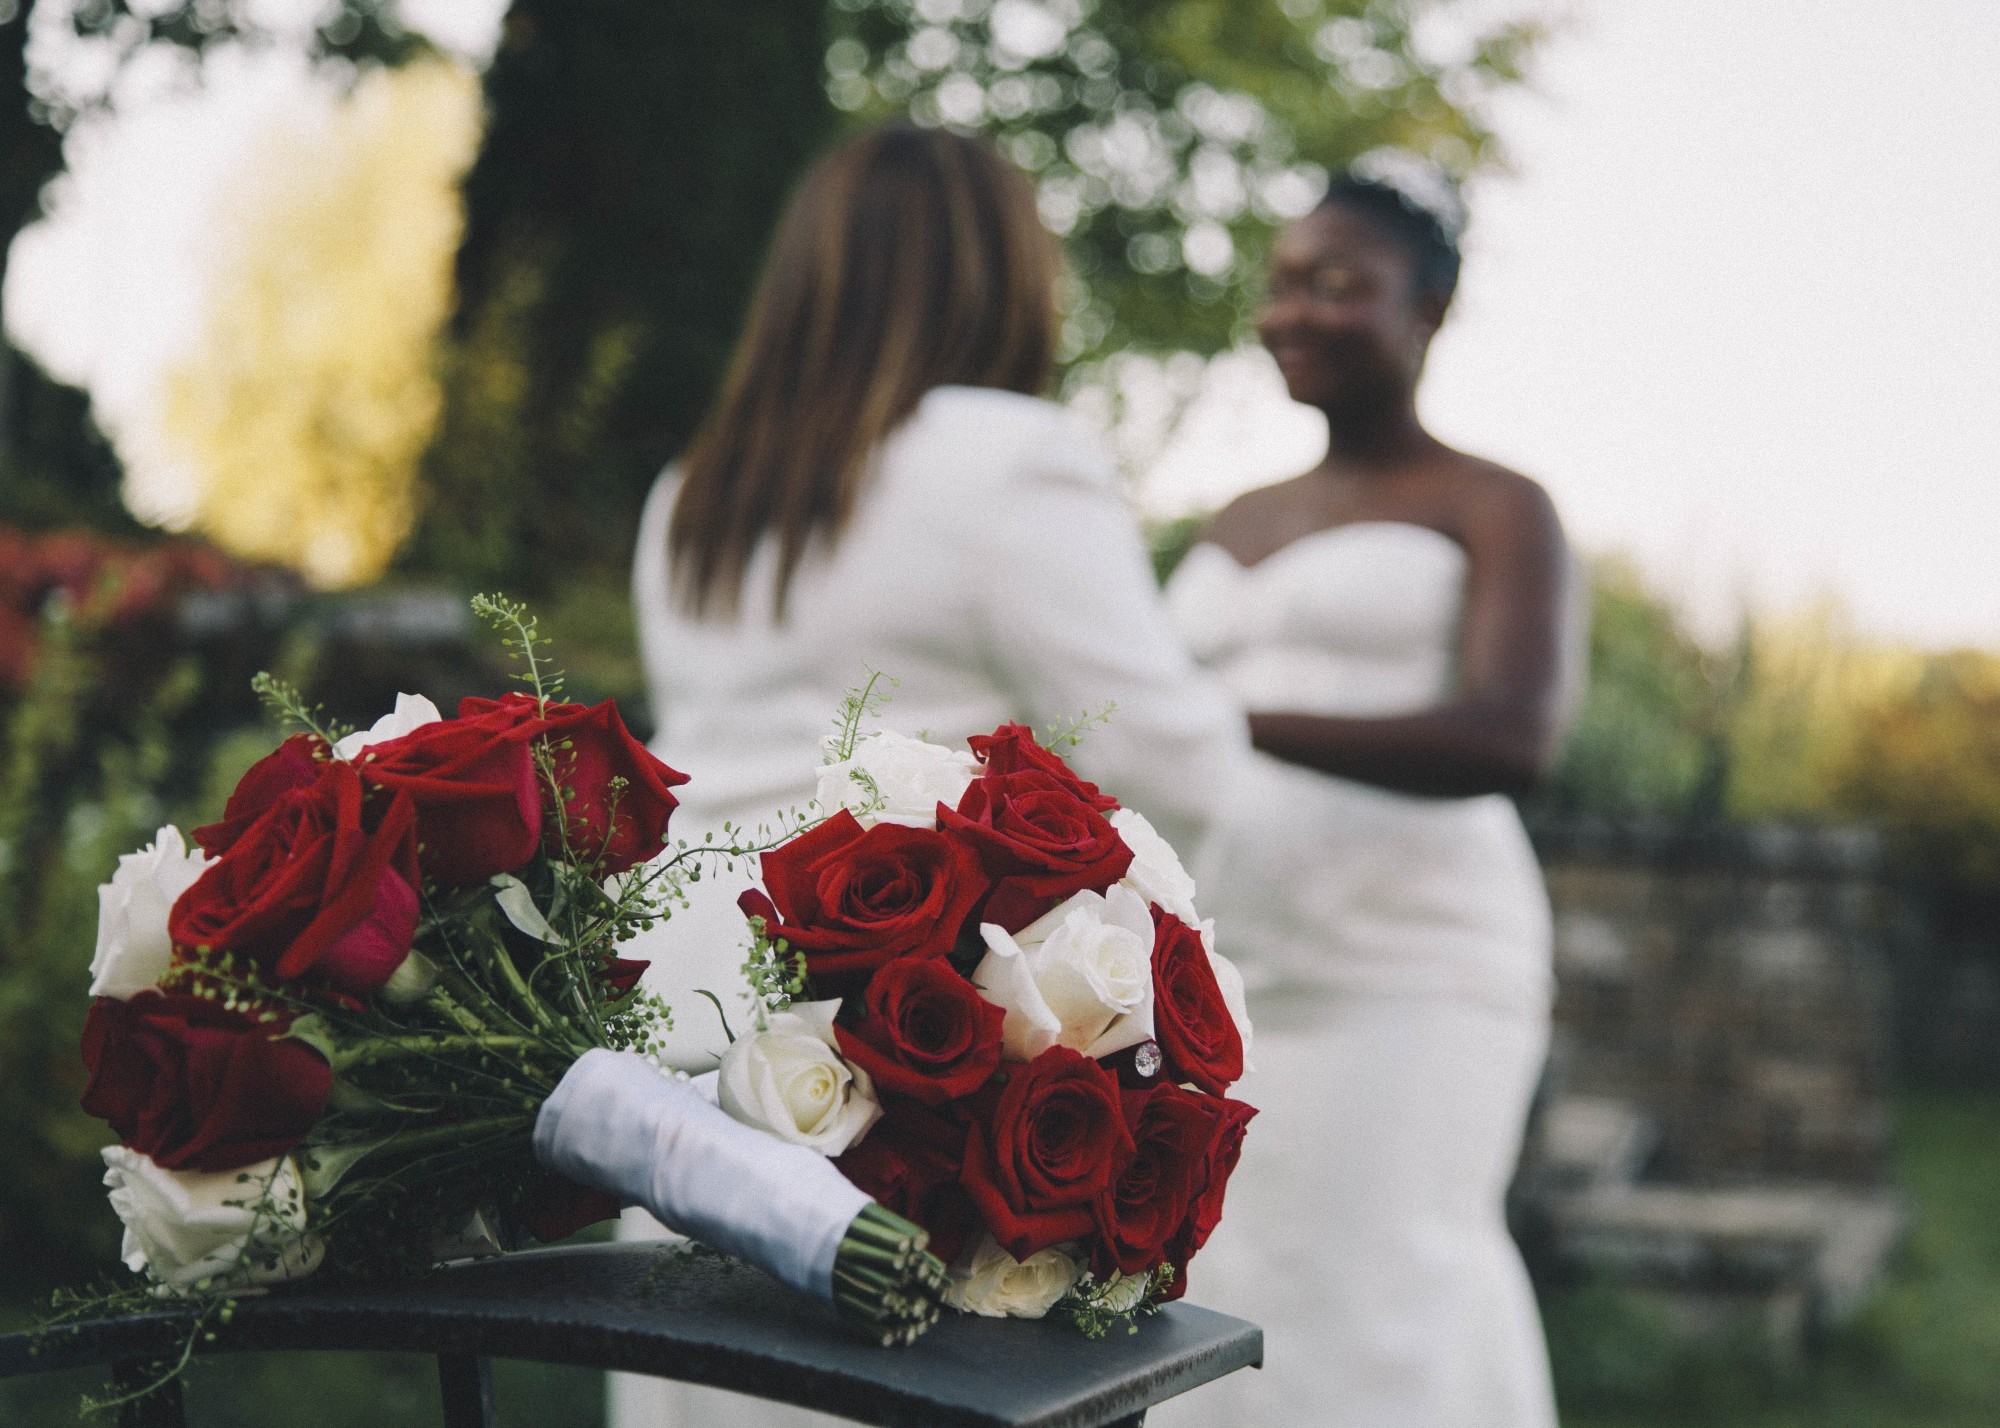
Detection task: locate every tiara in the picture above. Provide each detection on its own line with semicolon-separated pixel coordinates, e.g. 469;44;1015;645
1346;148;1467;241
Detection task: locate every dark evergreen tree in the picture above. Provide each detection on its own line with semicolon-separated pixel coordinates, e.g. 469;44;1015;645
0;5;125;532
413;0;835;593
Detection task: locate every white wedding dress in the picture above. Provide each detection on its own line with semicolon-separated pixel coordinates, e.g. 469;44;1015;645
612;385;1252;1428
1148;523;1560;1428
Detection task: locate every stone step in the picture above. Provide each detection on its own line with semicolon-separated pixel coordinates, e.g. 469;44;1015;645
1549;1181;1907;1325
1531;1094;1659;1191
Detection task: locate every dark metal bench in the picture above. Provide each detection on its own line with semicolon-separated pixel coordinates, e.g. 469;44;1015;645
0;1242;1261;1428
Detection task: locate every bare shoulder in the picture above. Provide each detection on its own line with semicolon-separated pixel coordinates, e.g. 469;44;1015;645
1440;453;1564;551
1199;475;1317;559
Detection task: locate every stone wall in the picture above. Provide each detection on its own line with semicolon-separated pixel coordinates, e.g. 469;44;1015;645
1516;820;1905;1348
1532;819;1894;1186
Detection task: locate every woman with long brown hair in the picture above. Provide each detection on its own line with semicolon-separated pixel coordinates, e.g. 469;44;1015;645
616;123;1253;1427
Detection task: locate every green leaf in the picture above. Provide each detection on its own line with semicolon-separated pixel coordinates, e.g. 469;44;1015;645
283;1013;342;1064
295;1138;390;1201
491;872;561;943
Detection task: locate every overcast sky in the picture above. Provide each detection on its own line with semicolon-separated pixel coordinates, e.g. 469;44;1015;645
1150;1;2000;648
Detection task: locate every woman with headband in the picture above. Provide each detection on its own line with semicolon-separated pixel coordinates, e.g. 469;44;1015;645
1155;171;1581;1428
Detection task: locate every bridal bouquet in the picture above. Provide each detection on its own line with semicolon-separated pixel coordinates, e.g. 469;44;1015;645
67;599;945;1377
711;701;1258;1327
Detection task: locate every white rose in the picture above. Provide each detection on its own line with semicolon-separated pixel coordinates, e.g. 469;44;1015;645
103;1146;324;1294
717;1000;881;1155
334;692;442;761
1095;1270;1152;1313
944;1236;1082;1318
1110;807;1201;925
973;884;1155;1062
89;826;212;1000
1200;920;1256;1070
816;731;978;829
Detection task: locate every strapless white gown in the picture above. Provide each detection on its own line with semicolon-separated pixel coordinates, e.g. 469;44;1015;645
1149;524;1560;1428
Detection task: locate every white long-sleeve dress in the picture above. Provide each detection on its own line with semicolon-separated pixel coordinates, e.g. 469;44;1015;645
614;385;1253;1428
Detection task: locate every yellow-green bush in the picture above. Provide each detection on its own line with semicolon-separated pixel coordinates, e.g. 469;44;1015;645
1832;651;2000;904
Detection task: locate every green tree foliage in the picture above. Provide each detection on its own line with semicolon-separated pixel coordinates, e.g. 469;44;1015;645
826;0;1543;363
0;600;242;1295
1544;558;1735;822
4;0;1541;594
42;0;421;95
1832;651;2000;928
0;0;422;534
6;0;836;598
0;5;126;533
409;0;836;594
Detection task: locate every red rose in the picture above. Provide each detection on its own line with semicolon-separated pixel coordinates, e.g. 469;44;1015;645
81;993;332;1172
969;723;1117;812
518;1170;622;1244
456;694;689;876
193;733;328;857
939;770;1133;932
602;957;649;996
353;704;543;886
1150;910;1244;1096
171;761;422;996
739;811;988;991
1159;1094;1257;1300
834;1102;981;1263
318;865;420;994
1183;1094;1257;1252
959;1047;1134;1259
834;959;1004;1106
1092;1083;1215;1277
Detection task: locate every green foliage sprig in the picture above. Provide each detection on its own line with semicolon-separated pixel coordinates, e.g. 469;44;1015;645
829;668;897;762
43;1286;240;1418
741;914;808;1018
1042;703;1116;753
250;671;353;746
1058;1263;1176;1340
471;592;566;706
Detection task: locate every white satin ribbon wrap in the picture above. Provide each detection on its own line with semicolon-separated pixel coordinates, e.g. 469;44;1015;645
533;1049;871;1301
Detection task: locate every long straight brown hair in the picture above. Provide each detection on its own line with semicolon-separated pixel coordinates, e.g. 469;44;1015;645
669;124;1059;618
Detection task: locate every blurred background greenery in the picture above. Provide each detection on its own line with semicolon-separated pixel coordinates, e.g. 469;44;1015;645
2;1;1999;1424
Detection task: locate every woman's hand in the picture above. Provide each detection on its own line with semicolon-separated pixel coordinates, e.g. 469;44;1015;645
1244;473;1580;799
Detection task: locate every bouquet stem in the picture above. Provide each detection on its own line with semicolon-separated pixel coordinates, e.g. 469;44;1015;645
831;1204;947;1346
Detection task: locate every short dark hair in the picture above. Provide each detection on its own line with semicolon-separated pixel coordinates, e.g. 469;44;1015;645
1320;174;1463;309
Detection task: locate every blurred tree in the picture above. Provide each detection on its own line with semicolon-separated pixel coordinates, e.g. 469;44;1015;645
0;568;266;1297
1831;651;2000;929
826;0;1545;365
1832;652;2000;916
414;0;1547;591
1718;603;1901;822
5;0;834;597
0;4;125;532
161;60;482;588
1541;558;1735;822
408;0;836;594
4;0;1539;593
0;0;421;534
